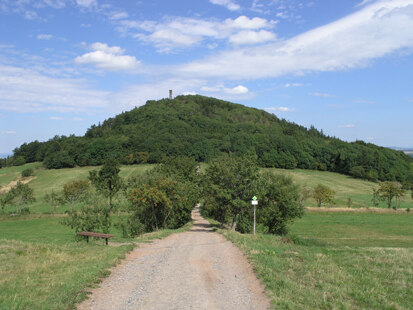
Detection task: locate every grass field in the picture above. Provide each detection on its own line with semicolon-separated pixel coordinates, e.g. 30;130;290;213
268;168;413;209
0;215;192;310
0;163;153;213
213;211;413;309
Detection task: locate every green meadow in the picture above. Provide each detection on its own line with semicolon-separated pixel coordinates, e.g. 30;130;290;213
217;211;413;309
269;168;413;209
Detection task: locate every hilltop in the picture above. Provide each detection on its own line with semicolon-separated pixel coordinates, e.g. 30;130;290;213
9;95;413;183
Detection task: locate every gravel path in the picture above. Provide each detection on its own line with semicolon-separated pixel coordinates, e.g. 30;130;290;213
78;205;269;310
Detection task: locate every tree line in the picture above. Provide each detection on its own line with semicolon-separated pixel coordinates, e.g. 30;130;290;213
6;95;413;185
1;156;411;238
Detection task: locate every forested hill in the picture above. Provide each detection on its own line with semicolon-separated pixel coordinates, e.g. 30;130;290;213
10;95;413;183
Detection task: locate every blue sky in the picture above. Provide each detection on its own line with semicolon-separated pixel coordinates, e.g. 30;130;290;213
1;0;413;154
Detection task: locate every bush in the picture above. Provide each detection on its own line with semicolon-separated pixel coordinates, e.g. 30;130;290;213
115;214;145;238
21;168;34;177
20;207;30;215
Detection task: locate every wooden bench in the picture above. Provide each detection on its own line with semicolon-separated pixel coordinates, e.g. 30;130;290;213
77;231;115;245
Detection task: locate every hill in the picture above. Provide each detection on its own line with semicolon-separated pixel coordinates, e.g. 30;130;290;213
9;95;413;183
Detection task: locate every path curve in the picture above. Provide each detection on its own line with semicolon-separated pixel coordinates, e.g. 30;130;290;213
78;205;269;310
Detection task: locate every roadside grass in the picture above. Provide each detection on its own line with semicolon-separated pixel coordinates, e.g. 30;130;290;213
0;215;192;310
268;168;413;209
209;211;413;309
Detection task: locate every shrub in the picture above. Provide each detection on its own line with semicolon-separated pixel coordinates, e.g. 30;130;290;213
21;168;34;177
115;214;144;238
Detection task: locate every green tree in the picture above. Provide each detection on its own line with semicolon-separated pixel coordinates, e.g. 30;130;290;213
313;184;335;207
2;182;35;214
378;181;405;209
203;154;258;230
63;179;90;212
89;158;122;210
128;177;191;231
61;204;111;234
257;172;304;235
371;187;380;207
44;191;64;216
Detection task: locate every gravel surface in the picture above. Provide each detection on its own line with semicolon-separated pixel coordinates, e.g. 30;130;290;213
78;205;269;310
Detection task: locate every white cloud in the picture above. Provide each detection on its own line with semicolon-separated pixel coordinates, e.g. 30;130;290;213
229;30;276;45
0;64;109;113
1;131;16;135
41;0;66;9
225;16;274;29
75;42;140;72
201;84;249;94
309;92;335;98
209;0;241;11
76;0;97;8
24;10;38;20
265;106;293;112
283;83;311;88
339;124;356;128
37;34;53;40
89;42;124;55
49;116;64;120
109;11;129;20
225;85;249;94
119;16;276;51
73;117;83;121
177;0;413;80
353;98;376;104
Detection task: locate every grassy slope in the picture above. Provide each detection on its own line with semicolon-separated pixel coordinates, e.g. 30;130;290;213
0;163;153;213
212;211;413;309
269;168;413;209
0;163;39;187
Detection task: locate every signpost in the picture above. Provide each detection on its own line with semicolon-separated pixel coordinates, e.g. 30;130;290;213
252;196;258;235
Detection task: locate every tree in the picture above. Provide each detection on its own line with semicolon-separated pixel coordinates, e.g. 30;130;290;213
371;187;380;207
44;191;64;216
257;172;304;235
313;184;335;207
203;154;258;230
2;182;35;214
378;181;405;209
63;179;90;212
89;158;122;210
128;177;191;232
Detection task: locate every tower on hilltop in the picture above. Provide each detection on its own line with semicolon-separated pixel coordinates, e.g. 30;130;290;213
169;90;173;100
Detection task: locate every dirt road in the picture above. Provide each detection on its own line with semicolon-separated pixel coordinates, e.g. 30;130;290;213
78;205;269;310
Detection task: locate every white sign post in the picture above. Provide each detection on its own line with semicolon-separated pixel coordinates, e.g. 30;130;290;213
251;196;258;235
